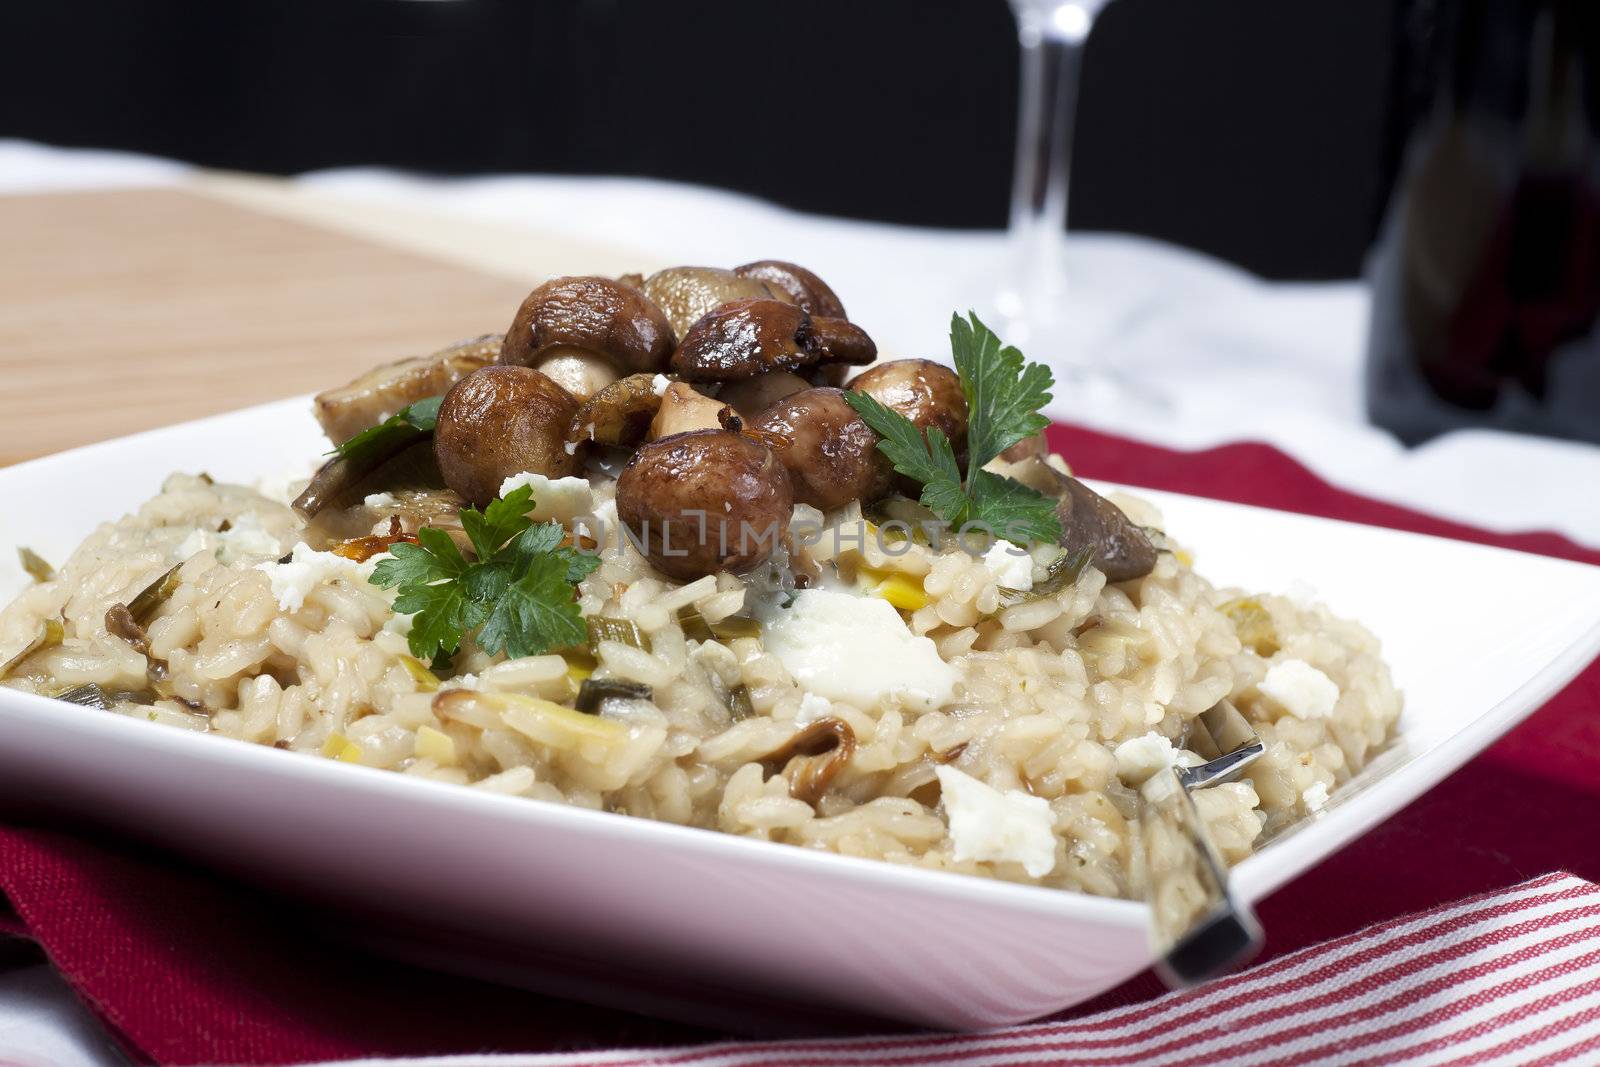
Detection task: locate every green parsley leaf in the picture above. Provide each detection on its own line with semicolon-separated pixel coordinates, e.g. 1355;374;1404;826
844;312;1062;546
476;552;589;659
329;395;443;462
368;484;595;661
950;312;1053;469
393;580;486;661
462;484;537;561
965;469;1062;544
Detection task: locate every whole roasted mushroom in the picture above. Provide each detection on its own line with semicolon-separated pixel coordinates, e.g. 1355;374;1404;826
734;260;847;319
500;276;676;402
642;266;778;338
752;387;892;511
434;365;584;506
616;430;793;580
670;299;875;383
848;359;968;450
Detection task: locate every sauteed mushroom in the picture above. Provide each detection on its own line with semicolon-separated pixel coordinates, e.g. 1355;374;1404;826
734;260;847;319
759;717;857;806
752;387;892;511
647;382;733;440
716;370;811;418
642;266;777;338
848;359;968;449
616;429;792;580
670;299;875;383
313;335;500;446
434;366;584;506
500;277;676;402
1006;458;1157;582
568;373;665;449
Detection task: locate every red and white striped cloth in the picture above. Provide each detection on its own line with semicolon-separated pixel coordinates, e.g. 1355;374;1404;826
321;872;1600;1067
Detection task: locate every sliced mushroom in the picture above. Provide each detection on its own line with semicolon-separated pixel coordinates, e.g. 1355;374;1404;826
642;266;778;337
313;335;500;447
670;299;876;384
616;429;793;580
733;260;847;319
759;717;857;806
648;381;732;440
434;365;584;507
1010;458;1157;582
716;370;812;419
848;359;968;450
568;373;666;449
500;277;676;402
752;387;892;511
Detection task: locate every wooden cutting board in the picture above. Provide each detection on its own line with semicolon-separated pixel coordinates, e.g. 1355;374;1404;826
0;188;538;466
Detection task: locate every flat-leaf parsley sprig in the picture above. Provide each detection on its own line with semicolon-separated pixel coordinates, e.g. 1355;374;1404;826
369;484;599;661
844;312;1062;546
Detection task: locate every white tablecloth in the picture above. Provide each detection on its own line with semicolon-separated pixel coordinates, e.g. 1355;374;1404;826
1;139;1597;1067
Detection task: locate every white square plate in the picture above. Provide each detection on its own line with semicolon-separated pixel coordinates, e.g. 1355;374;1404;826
2;400;1598;1032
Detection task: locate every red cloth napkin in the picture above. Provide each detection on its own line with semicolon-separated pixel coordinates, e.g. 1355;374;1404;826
299;872;1600;1066
1;425;1597;1066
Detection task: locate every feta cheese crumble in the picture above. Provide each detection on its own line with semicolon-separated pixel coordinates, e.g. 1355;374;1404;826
760;589;958;711
175;513;283;565
1259;658;1340;719
1302;781;1330;812
255;543;382;613
650;373;671;396
981;541;1034;591
363;492;398;508
934;766;1058;878
498;472;595;525
1112;731;1206;786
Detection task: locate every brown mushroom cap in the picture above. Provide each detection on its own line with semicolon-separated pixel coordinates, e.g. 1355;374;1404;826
752;387;893;511
500;276;676;395
734;260;847;319
616;430;793;580
670;299;877;383
848;359;969;448
642;267;777;338
434;365;585;507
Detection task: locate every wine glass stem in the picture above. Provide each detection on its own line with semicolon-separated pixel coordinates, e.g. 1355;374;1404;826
1004;3;1094;330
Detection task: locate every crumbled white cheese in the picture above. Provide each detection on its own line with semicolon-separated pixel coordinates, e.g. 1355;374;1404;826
1112;731;1204;785
575;498;618;545
1259;659;1340;719
934;766;1057;878
795;692;832;726
760;589;958;711
175;513;281;565
175;528;215;561
363;492;398;508
254;543;381;613
1114;732;1176;785
217;512;282;562
498;472;595;525
651;373;671;396
981;541;1034;591
1302;781;1330;812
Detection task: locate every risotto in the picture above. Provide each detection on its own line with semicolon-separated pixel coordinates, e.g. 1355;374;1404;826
0;261;1401;909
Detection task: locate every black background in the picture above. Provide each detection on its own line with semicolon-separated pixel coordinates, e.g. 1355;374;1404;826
0;0;1399;280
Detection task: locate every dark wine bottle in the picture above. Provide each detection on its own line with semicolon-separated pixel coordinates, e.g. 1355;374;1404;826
1366;0;1600;445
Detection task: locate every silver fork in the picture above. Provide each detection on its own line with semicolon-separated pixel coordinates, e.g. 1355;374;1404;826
1135;699;1266;987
